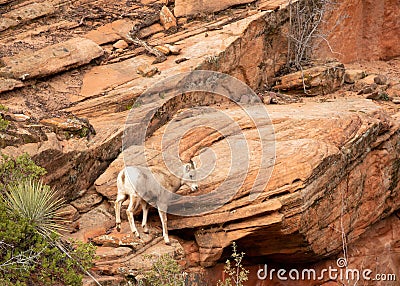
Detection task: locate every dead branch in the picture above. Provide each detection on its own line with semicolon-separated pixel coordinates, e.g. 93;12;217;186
0;241;44;271
287;0;338;69
286;0;342;94
126;33;167;64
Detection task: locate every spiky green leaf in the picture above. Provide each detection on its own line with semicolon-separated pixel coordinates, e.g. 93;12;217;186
4;180;66;238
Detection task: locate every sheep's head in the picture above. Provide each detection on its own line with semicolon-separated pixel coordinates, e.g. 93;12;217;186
182;160;198;192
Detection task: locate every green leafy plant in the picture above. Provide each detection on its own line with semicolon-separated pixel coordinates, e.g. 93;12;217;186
138;253;186;286
0;105;9;131
0;153;97;286
217;242;249;286
0;118;9;131
4;179;66;238
0;205;96;286
0;153;47;193
379;91;390;101
78;126;90;138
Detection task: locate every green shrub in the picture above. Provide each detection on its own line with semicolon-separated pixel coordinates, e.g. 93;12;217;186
0;118;9;131
0;207;96;286
217;242;249;286
0;105;9;131
0;153;96;286
138;253;186;286
0;153;47;193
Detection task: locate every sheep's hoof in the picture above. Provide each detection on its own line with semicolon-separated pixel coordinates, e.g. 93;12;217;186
143;227;149;234
164;239;170;245
116;224;121;232
135;232;140;238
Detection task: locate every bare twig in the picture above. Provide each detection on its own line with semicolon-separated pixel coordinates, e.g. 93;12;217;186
0;239;102;286
78;16;87;26
317;35;344;56
126;33;167;64
0;241;44;270
286;0;342;93
287;0;338;68
53;240;103;286
299;66;311;95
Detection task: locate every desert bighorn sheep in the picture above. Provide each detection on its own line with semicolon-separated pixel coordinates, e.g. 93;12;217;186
115;161;198;244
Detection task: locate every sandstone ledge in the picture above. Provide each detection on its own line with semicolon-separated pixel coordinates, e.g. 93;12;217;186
0;38;103;80
0;0;399;282
0;2;55;32
93;98;400;267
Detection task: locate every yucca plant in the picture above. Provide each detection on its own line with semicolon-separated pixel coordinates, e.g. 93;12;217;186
4;179;66;238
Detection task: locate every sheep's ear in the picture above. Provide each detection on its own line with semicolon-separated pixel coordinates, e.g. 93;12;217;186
184;163;191;173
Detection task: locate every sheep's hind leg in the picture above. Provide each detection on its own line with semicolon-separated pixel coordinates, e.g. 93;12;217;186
158;209;170;245
126;195;140;238
114;193;126;232
141;200;149;234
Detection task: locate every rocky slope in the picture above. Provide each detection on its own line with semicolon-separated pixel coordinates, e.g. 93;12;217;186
1;0;400;285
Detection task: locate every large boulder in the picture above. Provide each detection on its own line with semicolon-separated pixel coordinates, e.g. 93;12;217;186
273;61;345;95
94;97;400;268
0;38;103;80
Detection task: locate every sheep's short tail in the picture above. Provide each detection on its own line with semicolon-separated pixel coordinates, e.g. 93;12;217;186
117;169;125;193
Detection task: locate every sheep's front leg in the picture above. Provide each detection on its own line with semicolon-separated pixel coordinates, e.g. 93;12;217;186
126;195;140;238
114;193;126;232
141;200;149;234
158;209;170;245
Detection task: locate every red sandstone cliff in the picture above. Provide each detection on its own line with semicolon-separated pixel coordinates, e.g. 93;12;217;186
315;0;400;63
0;0;399;285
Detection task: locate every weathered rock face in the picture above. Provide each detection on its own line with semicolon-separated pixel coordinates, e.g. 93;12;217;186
315;0;400;63
0;1;55;31
174;0;256;17
85;19;137;45
115;98;399;267
273;61;344;95
344;69;366;84
0;38;104;80
202;212;400;285
160;6;177;30
0;0;292;210
91;96;400;280
1;0;400;285
0;77;24;93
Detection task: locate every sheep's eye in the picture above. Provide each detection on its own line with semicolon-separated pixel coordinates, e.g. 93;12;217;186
190;175;193;179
